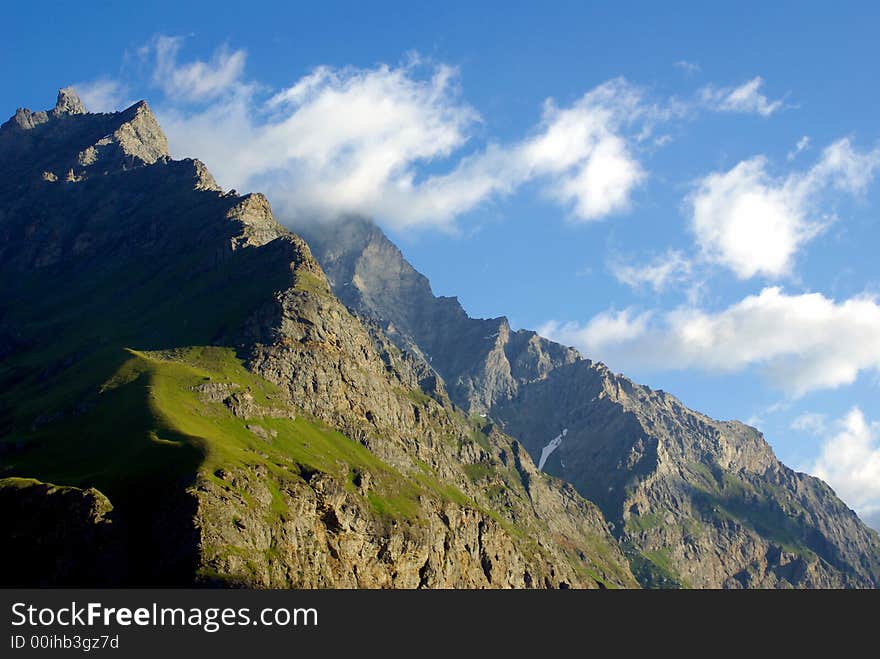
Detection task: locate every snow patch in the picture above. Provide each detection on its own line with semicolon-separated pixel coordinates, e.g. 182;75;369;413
538;428;567;471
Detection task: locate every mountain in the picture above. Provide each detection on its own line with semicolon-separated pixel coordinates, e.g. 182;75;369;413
299;216;880;588
0;89;637;588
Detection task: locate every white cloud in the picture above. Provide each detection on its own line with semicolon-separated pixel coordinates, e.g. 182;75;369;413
73;78;130;113
787;135;810;161
810;138;880;193
809;407;880;521
690;157;818;279
539;308;652;355
147;35;248;102
689;139;880;279
85;41;807;234
790;412;827;435
552;134;644;219
150;47;651;230
699;76;783;116
159;59;481;230
540;287;880;397
610;249;692;292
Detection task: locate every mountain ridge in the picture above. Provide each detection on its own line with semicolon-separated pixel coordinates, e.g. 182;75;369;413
300;215;880;588
296;217;583;414
0;89;635;588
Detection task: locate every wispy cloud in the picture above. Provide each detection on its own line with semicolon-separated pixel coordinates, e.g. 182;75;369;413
787;135;811;161
540;308;652;358
143;35;249;102
73;78;131;113
610;249;692;292
791;412;827;435
143;39;657;230
699;76;784;116
540;287;880;397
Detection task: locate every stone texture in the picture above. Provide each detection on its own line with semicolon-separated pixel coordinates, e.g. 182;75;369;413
51;87;87;117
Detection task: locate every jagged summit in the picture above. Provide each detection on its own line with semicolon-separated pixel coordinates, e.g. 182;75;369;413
0;93;173;188
4;86;87;131
52;86;86;116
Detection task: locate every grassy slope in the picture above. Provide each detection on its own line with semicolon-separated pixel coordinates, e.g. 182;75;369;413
5;344;460;518
3;342;635;586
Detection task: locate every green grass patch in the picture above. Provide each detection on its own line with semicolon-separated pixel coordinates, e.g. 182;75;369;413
402;387;434;407
463;462;495;483
3;345;493;528
0;476;44;491
625;511;663;534
626;544;687;589
293;270;330;296
366;491;420;520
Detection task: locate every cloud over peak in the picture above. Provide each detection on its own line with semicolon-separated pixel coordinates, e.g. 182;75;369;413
80;38;810;237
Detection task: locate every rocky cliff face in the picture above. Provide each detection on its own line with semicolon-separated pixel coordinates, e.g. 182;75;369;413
0;90;635;588
302;216;880;588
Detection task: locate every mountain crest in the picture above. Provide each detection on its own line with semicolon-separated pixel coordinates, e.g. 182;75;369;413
0;94;170;186
102;99;169;167
51;86;86;117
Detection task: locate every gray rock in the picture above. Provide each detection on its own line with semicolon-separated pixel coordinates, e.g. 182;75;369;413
51;86;86;117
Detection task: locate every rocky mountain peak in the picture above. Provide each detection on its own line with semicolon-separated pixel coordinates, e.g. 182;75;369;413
0;96;171;187
51;86;86;117
8;107;49;130
108;99;169;165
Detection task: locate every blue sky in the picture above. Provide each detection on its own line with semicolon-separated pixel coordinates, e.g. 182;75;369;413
4;1;880;526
